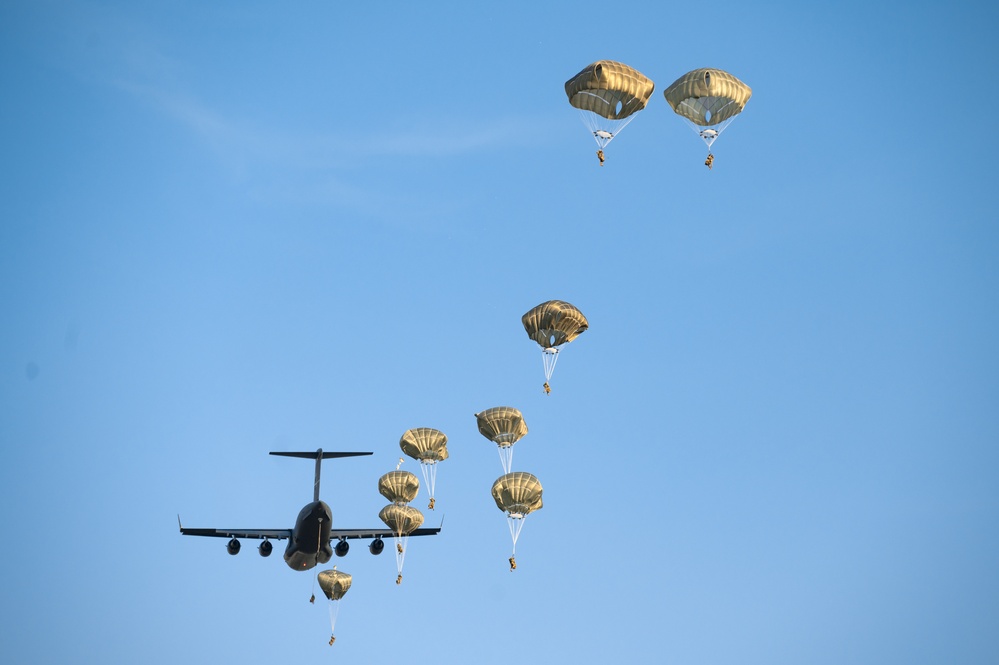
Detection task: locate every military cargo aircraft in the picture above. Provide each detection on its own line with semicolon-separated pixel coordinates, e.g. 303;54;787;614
179;450;440;570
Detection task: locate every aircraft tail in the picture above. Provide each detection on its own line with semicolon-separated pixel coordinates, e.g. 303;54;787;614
270;450;372;503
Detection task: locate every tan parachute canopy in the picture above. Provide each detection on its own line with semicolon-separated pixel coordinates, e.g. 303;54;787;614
475;407;529;446
318;568;353;601
491;472;544;517
400;428;448;510
399;428;449;463
378;470;420;505
379;503;425;585
663;68;751;127
565;60;655;121
379;503;425;536
522;300;589;349
318;567;352;646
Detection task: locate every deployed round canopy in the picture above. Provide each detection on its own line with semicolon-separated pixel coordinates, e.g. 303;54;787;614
317;568;353;602
663;68;751;126
400;427;449;464
475;407;529;447
522;300;589;349
379;503;425;536
565;60;655;121
378;471;420;505
664;68;751;154
491;472;544;518
565;60;654;150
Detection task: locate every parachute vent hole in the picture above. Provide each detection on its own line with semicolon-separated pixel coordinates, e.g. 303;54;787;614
615;100;623;117
549;334;556;346
704;109;712;122
705;72;712;86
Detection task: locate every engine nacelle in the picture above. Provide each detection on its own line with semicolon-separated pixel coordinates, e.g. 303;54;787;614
227;538;241;555
259;540;273;557
369;538;384;555
334;540;349;557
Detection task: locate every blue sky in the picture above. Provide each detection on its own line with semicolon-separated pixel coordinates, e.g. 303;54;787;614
2;1;998;663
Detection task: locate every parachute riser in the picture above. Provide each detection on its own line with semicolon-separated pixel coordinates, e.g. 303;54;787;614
506;515;527;553
542;348;560;383
393;534;410;581
418;462;438;509
497;446;514;475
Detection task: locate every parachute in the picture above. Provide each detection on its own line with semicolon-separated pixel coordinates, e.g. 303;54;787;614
378;503;424;584
663;68;751;167
474;406;529;474
491;472;543;571
565;60;654;164
317;567;352;646
522;300;588;393
378;470;420;505
399;427;449;510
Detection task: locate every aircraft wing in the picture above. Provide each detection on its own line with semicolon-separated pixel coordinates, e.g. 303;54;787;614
330;526;441;540
178;519;292;541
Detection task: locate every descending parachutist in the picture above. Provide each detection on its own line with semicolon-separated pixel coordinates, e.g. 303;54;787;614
309;594;315;604
493;473;542;573
329;636;336;646
543;382;551;395
705;153;714;169
397;542;403;554
399;428;448;517
396;574;403;585
567;62;652;164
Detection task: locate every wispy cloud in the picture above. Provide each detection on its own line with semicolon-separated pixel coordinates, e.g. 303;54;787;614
121;77;546;166
43;5;558;226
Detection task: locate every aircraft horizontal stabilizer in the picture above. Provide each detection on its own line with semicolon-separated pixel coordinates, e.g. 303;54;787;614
269;451;372;459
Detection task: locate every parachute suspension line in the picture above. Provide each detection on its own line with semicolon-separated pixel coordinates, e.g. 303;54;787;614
315;519;325;566
507;515;525;571
542;348;560;383
308;526;323;602
576;107;639;149
328;600;341;645
420;462;438;510
394;533;410;584
507;515;526;554
678;113;739;153
497;444;514;475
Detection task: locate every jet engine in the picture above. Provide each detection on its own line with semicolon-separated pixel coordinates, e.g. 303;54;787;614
369;538;384;555
334;540;349;557
259;540;273;557
227;538;241;555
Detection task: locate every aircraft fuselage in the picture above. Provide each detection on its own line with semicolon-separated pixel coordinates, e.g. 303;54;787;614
284;500;333;571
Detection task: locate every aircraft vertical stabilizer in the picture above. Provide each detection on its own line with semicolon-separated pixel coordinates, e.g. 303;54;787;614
270;450;373;503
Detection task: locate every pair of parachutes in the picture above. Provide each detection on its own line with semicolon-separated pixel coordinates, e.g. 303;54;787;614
475;406;543;571
565;61;752;167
